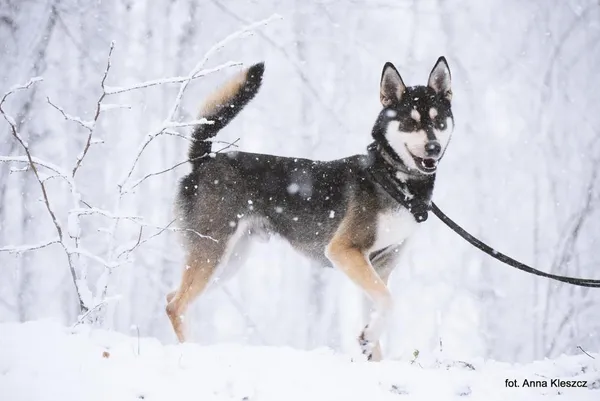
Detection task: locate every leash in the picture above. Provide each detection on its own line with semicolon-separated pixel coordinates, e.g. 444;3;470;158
366;141;600;287
430;202;600;288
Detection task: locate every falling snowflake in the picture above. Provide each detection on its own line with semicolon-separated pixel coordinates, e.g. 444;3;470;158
287;183;300;194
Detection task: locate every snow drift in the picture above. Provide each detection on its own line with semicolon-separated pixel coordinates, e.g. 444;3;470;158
0;320;598;401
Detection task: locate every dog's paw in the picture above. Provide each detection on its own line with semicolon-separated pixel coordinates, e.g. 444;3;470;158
358;333;375;361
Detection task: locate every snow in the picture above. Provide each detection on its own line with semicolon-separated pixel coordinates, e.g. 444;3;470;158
1;321;599;401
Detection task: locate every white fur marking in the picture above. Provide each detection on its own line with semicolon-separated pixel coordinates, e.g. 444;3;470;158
385;121;418;169
363;296;394;344
429;108;438;119
369;208;418;253
410;109;420;121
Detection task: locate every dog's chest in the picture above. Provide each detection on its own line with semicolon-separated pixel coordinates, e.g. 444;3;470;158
369;207;418;252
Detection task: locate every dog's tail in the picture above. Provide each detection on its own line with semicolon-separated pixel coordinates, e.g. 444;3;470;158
188;62;265;169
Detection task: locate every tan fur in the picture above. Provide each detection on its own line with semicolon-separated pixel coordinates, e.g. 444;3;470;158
166;250;220;342
200;68;249;118
325;201;393;362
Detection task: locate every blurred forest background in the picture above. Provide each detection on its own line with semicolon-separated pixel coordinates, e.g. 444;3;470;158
1;0;599;363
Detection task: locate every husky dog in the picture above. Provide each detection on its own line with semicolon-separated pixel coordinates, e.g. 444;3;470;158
166;58;453;361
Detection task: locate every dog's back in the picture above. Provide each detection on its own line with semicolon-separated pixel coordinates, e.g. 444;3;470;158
178;150;384;264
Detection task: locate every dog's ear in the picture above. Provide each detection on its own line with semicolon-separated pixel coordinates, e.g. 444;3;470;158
380;62;406;107
428;56;452;101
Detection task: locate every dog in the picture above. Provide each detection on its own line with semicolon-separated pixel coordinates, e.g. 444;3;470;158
166;57;454;361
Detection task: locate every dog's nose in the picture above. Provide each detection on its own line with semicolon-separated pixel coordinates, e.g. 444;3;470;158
425;141;441;157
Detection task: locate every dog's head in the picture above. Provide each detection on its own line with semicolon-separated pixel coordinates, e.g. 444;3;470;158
373;57;454;175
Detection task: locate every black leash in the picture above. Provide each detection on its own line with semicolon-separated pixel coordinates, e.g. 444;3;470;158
366;141;600;288
430;202;600;288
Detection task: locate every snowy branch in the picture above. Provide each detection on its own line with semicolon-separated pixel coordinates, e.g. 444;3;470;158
0;16;280;326
116;226;145;260
117;13;282;190
72;295;122;327
0;239;60;254
0;79;64;242
0;156;76;194
75;41;114;177
67;247;120;269
46;97;94;130
0;77;90;313
104;61;242;95
69;207;143;222
163;118;214;129
135;221;217;243
125;138;240;193
47;41;115;177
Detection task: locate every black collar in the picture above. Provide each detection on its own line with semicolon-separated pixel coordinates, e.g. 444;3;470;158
365;142;435;223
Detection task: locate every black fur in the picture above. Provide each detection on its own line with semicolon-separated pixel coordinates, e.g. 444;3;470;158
178;151;381;265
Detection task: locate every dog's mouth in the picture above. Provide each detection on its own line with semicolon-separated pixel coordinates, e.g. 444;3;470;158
409;152;438;174
416;157;438;173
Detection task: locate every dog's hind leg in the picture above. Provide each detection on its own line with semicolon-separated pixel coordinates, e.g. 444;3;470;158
166;222;255;342
166;246;223;343
325;239;393;362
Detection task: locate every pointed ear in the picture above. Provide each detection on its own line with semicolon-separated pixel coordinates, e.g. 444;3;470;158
380;62;406;107
428;56;452;101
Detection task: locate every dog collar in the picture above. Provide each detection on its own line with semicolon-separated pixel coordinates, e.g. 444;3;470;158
366;143;434;222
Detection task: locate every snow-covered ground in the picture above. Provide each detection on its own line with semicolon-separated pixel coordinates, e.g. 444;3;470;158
0;320;598;401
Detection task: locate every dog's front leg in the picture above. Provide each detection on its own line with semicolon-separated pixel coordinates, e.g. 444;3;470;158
325;239;393;361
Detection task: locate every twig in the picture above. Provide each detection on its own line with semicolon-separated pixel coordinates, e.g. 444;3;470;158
100;103;131;112
76;41;113;177
219;285;267;345
0;80;63;239
72;296;121;327
69;207;143;221
137;222;217;243
0;156;82;214
104;61;242;95
67;247;120;269
0;239;60;254
577;345;596;359
116;226;144;260
114;218;218;261
132;325;141;356
46;97;94;130
125;138;240;193
9;166;29;173
163;118;214;129
47;41;115;177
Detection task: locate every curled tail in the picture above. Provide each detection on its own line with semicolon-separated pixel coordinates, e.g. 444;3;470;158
189;62;265;169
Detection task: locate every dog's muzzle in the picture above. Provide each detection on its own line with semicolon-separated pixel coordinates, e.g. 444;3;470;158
407;141;442;174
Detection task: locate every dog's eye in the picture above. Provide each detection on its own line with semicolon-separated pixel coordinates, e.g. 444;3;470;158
436;121;447;130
